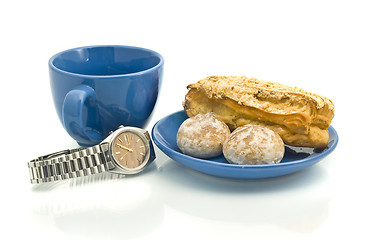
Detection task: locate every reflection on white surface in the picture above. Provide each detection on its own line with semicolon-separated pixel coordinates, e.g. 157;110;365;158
29;167;164;239
153;149;333;234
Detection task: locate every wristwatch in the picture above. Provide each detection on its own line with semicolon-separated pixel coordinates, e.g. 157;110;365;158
27;126;156;184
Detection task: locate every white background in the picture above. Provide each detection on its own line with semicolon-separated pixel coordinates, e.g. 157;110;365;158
1;0;370;239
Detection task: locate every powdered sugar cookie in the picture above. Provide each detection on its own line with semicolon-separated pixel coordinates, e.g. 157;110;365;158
223;125;285;165
177;112;230;158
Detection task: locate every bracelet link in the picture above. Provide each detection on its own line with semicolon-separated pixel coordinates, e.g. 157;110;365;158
27;145;113;184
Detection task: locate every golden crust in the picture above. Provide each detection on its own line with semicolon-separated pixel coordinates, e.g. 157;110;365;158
183;76;335;148
187;76;334;112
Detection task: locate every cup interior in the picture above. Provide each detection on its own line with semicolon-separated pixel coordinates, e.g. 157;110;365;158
51;46;162;76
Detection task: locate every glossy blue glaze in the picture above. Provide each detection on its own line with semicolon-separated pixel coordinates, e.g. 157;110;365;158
152;110;339;180
49;45;164;146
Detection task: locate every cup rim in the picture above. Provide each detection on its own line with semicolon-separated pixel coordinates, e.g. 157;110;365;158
49;45;164;78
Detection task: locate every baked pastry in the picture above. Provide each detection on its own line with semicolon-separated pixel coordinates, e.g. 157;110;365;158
223;125;285;165
183;76;334;148
177;112;230;158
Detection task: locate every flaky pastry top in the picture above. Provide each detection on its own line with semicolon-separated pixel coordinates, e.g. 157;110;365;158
187;76;334;114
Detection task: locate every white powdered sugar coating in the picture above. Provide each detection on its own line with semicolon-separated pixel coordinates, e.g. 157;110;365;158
223;125;285;165
177;112;230;158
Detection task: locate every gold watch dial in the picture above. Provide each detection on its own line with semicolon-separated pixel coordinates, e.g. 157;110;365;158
112;131;147;169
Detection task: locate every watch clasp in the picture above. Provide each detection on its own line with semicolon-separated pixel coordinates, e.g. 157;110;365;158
39;149;71;160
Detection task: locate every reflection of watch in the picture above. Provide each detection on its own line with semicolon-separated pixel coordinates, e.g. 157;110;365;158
28;126;156;184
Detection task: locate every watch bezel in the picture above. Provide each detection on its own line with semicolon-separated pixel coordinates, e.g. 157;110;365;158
108;127;151;174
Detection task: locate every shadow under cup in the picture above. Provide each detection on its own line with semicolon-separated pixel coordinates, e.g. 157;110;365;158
49;45;164;146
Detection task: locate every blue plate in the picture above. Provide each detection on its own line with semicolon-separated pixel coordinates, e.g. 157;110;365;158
151;110;338;180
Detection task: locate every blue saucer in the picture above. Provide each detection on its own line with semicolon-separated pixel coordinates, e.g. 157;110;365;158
151;110;338;180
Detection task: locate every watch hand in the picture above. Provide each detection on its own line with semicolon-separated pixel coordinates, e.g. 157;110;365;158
115;144;133;152
120;151;130;160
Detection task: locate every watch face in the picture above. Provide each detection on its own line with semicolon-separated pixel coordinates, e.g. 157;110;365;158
112;131;148;170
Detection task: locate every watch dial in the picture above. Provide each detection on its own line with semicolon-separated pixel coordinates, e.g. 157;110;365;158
112;131;147;169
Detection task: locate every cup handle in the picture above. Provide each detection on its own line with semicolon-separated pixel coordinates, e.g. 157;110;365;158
62;85;103;146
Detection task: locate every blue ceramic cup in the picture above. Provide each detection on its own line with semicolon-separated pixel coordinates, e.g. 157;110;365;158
49;45;164;146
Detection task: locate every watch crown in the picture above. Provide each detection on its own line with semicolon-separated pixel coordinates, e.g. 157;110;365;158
119;125;124;128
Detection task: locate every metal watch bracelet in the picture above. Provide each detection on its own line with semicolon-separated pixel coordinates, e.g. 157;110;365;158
28;145;114;184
